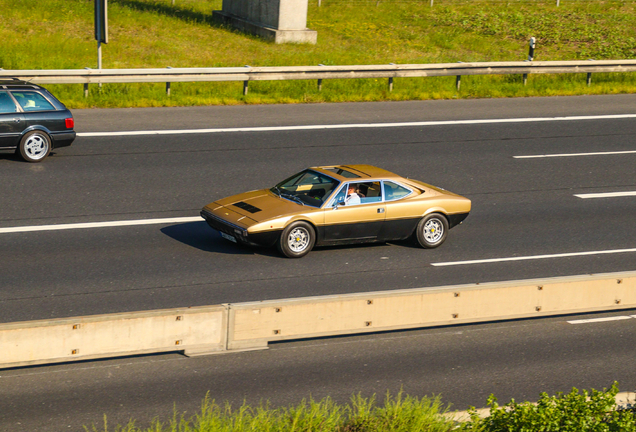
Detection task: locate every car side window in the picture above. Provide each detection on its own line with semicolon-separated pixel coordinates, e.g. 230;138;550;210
383;181;412;201
0;91;18;113
358;181;382;203
333;181;383;206
11;91;55;112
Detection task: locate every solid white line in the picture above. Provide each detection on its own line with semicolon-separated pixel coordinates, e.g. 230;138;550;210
0;216;202;234
430;248;636;266
515;150;636;159
575;191;636;199
76;114;636;137
567;316;633;324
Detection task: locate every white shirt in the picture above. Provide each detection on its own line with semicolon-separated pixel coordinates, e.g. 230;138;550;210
345;192;361;205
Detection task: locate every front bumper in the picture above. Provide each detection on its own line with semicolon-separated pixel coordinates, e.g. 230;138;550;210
200;209;280;247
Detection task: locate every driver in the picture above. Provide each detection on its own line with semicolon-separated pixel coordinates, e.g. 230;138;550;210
344;184;361;205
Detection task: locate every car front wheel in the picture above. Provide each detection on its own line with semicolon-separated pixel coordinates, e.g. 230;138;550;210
19;131;51;163
415;213;449;248
277;221;315;258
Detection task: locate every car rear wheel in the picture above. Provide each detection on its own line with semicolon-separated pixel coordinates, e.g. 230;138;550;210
19;131;51;163
277;221;315;258
415;213;449;248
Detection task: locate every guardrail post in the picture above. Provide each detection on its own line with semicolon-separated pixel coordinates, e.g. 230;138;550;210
243;65;250;96
166;66;172;96
586;59;595;86
455;61;462;91
523;37;535;85
84;67;91;98
388;77;393;92
317;64;324;91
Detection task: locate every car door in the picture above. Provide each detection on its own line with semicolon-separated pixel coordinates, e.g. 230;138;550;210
0;91;24;149
322;181;386;242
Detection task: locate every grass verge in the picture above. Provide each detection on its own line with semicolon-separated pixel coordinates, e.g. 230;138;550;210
2;0;636;107
84;384;636;431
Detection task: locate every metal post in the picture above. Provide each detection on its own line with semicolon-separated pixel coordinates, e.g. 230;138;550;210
523;37;535;86
556;0;560;6
166;67;172;96
388;77;393;92
528;37;536;61
587;73;592;86
317;64;324;91
243;65;250;96
430;0;433;6
97;41;102;90
84;67;91;98
456;75;461;91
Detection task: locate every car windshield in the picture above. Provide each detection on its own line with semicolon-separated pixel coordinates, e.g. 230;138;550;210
271;170;340;207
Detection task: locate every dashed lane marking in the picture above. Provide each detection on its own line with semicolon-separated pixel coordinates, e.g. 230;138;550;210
514;150;636;159
0;216;202;234
574;191;636;199
430;248;636;266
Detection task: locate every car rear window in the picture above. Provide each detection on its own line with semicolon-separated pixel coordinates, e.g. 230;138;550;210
11;91;55;112
384;181;412;201
0;91;18;113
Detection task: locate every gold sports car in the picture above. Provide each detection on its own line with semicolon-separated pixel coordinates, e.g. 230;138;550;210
201;165;471;258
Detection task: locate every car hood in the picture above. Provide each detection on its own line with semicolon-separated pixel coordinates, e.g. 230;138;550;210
208;189;311;223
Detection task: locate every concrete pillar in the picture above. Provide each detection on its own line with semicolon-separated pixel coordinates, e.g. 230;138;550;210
214;0;317;44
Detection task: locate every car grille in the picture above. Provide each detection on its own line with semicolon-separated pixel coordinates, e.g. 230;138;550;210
200;209;247;236
233;201;262;214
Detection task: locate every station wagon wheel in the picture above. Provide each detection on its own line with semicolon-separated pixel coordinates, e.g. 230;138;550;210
277;221;316;258
19;131;51;163
415;213;449;248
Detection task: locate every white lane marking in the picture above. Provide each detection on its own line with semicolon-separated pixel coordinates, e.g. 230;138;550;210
575;191;636;199
0;216;202;234
77;114;636;137
568;316;633;324
515;150;636;159
431;248;636;266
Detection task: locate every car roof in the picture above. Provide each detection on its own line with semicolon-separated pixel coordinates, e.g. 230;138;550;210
0;78;42;90
312;164;402;181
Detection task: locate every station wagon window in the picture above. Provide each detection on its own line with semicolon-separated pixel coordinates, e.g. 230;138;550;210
11;91;55;112
0;91;18;113
383;181;412;201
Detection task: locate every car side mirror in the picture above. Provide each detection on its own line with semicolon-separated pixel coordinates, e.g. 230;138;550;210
334;198;345;209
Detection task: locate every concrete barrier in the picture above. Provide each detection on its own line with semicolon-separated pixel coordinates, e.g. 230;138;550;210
1;272;635;368
227;271;636;350
0;305;227;369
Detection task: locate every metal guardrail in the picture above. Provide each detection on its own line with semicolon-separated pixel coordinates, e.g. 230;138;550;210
2;59;636;96
1;271;636;368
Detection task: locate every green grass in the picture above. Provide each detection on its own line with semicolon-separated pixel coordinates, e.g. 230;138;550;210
2;0;636;108
84;392;456;432
84;385;636;432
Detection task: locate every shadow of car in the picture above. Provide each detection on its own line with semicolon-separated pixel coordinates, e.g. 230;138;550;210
0;78;76;162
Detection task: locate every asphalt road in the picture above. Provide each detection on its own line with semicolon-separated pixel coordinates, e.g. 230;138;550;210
1;95;636;322
1;95;636;431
